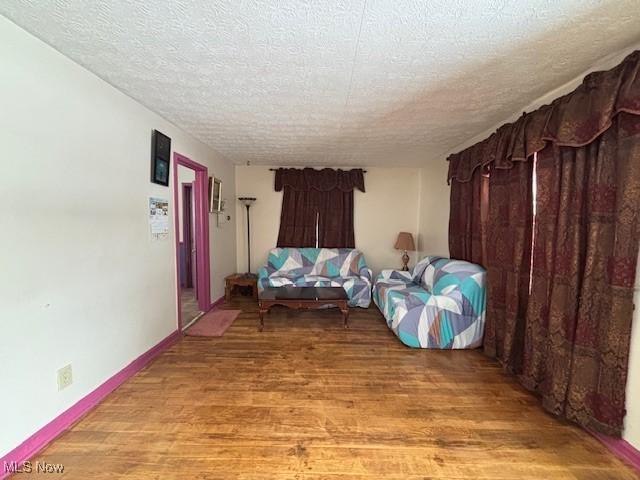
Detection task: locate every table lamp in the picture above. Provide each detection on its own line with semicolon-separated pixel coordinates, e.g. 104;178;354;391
394;232;415;271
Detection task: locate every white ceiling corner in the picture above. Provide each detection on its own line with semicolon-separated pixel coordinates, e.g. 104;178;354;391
2;0;639;167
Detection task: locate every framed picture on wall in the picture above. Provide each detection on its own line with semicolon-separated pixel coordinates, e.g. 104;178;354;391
209;176;222;212
150;130;171;186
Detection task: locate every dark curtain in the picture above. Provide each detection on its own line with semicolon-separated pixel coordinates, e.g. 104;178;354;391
275;168;364;248
483;161;534;373
318;190;355;248
521;113;640;435
276;187;320;247
275;167;364;192
447;50;640;183
445;50;640;435
448;166;488;265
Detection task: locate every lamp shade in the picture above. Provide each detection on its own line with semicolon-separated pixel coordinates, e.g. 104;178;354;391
238;196;256;207
394;232;415;251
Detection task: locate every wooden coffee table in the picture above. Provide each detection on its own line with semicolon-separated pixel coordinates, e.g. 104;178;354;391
258;286;349;331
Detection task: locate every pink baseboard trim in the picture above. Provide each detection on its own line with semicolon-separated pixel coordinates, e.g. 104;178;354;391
0;330;180;479
591;431;640;473
209;295;225;311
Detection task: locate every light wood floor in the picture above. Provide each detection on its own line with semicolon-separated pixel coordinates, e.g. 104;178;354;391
26;297;638;479
180;287;201;324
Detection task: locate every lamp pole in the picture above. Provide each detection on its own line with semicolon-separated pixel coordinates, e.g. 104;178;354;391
245;203;251;273
238;197;256;276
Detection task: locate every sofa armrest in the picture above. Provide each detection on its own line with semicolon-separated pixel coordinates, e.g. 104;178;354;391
257;266;277;292
359;267;373;284
376;269;413;283
257;266;275;283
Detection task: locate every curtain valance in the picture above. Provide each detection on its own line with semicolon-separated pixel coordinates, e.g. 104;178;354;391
275;168;365;192
448;50;640;183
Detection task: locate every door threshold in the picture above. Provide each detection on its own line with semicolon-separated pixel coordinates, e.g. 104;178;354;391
182;311;205;331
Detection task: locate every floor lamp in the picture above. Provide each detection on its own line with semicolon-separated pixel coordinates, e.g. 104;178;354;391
238;197;257;277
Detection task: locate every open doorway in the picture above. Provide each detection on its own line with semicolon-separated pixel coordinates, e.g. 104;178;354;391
179;180;200;325
173;153;211;332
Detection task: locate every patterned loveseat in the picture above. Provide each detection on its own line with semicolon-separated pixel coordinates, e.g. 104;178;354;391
257;248;372;308
373;256;486;348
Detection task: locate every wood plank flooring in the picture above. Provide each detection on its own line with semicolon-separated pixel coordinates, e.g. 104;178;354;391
180;287;202;325
24;297;638;479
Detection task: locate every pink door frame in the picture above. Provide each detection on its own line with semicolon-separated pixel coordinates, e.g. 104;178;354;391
173;152;211;331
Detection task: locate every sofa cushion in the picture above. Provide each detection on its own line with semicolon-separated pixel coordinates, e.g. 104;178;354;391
266;275;296;287
382;284;430;322
302;275;333;283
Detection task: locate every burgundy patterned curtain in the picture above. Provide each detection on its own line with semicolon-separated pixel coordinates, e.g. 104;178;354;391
448;167;488;265
521;113;640;434
483;161;533;373
275;168;364;248
446;50;640;435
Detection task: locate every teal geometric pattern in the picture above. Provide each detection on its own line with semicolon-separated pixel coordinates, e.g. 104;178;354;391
373;256;486;349
257;248;372;308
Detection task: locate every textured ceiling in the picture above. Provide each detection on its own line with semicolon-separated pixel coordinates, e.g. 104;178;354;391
2;1;640;166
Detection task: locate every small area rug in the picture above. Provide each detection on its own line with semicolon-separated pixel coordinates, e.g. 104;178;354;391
186;309;241;337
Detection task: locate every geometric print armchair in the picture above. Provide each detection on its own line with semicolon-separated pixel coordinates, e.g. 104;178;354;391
373;256;486;348
257;248;372;308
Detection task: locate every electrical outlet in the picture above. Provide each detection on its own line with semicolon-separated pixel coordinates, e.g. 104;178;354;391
57;364;73;391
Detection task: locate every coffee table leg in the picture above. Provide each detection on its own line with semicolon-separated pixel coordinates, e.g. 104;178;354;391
259;304;265;332
341;302;349;329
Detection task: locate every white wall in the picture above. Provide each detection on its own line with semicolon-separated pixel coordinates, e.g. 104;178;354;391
235;166;421;276
417;161;450;258
440;41;640;450
0;16;236;457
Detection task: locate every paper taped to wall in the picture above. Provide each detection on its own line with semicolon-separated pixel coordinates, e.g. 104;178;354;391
149;197;169;240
